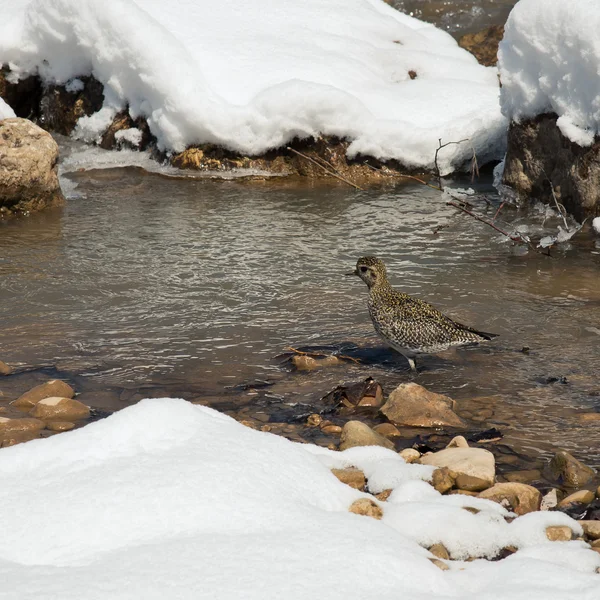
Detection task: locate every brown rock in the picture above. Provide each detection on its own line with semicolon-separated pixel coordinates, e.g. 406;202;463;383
331;468;366;490
597;485;600;499
578;413;600;423
12;379;75;409
504;469;542;484
399;448;421;464
291;355;340;371
46;421;76;432
557;489;595;509
321;425;342;435
373;423;402;438
306;414;322;427
339;421;395;451
591;539;600;549
428;558;449;571
580;521;600;540
239;419;258;430
1;429;41;447
0;360;12;375
375;489;392;502
380;383;466;428
546;526;572;542
0;118;65;217
548;450;595;488
448;490;479;497
0;416;45;436
429;543;450;560
420;447;495;492
321;377;383;409
478;483;541;515
29;397;90;421
349;498;383;520
463;507;480;515
458;25;504;67
431;467;456;494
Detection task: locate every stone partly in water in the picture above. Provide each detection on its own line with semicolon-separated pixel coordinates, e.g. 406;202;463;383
0;118;65;218
12;379;75;410
45;421;76;432
291;354;341;371
373;423;402;438
420;447;495;492
380;383;466;429
557;489;596;509
321;377;384;409
548;450;596;489
29;397;90;421
478;482;542;515
339;421;395;451
502;113;600;221
348;498;383;520
0;416;45;436
0;360;12;375
458;25;504;67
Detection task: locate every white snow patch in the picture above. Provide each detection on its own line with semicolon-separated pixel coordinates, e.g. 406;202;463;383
500;0;600;146
592;217;600;235
0;96;16;120
38;397;65;406
65;78;84;93
0;0;507;173
114;127;143;148
0;398;598;599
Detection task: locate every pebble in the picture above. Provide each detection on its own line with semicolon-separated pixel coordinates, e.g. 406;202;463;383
12;380;75;409
557;489;595;508
339;421;395;451
291;354;340;371
0;360;13;376
399;448;421;464
348;498;383;520
29;397;90;421
375;489;392;502
331;467;366;490
545;526;572;542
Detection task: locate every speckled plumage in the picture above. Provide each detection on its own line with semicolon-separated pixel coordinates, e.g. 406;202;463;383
349;256;497;370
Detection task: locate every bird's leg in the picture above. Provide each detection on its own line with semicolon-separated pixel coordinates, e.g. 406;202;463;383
407;357;417;372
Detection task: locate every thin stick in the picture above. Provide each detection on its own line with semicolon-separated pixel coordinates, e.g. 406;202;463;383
286;147;364;190
434;138;469;190
364;163;442;191
547;177;569;229
493;201;506;220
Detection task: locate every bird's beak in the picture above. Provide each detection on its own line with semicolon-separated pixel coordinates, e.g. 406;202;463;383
345;269;358;277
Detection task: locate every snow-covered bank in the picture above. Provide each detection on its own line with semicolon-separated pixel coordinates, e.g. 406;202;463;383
0;97;15;120
0;0;506;174
0;398;598;599
499;0;600;146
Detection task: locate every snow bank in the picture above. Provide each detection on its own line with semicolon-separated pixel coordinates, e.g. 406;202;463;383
499;0;600;146
0;97;16;120
0;398;598;599
0;0;506;173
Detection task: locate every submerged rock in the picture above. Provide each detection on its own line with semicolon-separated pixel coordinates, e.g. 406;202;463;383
380;383;466;429
339;421;395;451
29;397;90;421
478;482;541;515
12;379;75;409
0;360;12;375
548;450;596;488
0;118;65;217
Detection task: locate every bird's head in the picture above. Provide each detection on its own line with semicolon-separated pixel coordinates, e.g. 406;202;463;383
346;256;387;289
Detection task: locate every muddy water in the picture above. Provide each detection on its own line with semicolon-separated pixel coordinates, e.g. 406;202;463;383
1;139;600;476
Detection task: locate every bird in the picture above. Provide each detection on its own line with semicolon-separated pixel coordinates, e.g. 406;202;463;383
347;256;498;371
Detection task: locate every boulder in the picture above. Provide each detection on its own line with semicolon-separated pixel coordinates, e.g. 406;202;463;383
420;447;495;492
331;468;366;490
478;483;541;515
380;383;466;429
0;360;12;375
339;421;395;451
502;113;600;221
0;118;64;217
348;498;383;520
29;397;90;421
1;430;42;447
548;450;595;488
12;379;75;409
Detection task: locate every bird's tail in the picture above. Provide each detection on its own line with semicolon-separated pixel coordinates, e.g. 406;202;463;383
466;327;498;340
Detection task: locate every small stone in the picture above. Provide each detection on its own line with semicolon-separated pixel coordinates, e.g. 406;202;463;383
428;558;449;571
29;397;90;421
420;447;495;492
546;526;572;542
581;521;600;540
45;421;76;432
12;380;75;409
540;489;560;511
478;483;542;515
399;448;421;464
306;414;322;427
331;468;366;490
431;467;455;494
558;489;595;509
339;421;395;451
429;543;450;560
348;498;383;520
447;436;469;448
380;383;466;428
321;425;342;435
260;424;272;432
548;450;595;488
0;360;13;375
373;423;402;438
375;489;392;502
240;420;258;429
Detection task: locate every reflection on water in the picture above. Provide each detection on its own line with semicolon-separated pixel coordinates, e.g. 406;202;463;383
1;159;600;468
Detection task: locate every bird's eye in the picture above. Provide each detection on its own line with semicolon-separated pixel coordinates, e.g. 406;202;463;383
360;266;368;273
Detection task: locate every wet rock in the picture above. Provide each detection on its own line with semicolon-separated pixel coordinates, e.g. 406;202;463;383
373;423;402;438
420;447;495;492
99;111;153;150
339;421;395;451
428;543;450;560
558;489;595;509
1;429;41;447
428;558;449;571
45;421;76;432
478;483;541;515
291;354;341;371
331;467;366;491
0;66;42;120
12;379;75;409
431;467;456;494
0;416;45;436
321;377;383;409
306;414;322;427
0;118;65;217
399;448;421;464
30;397;90;421
321;424;342;435
349;498;383;520
546;526;572;542
458;25;504;67
581;521;600;541
447;435;469;449
0;360;12;375
548;450;596;488
502;113;600;221
503;469;542;484
380;383;466;429
540;489;560;511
